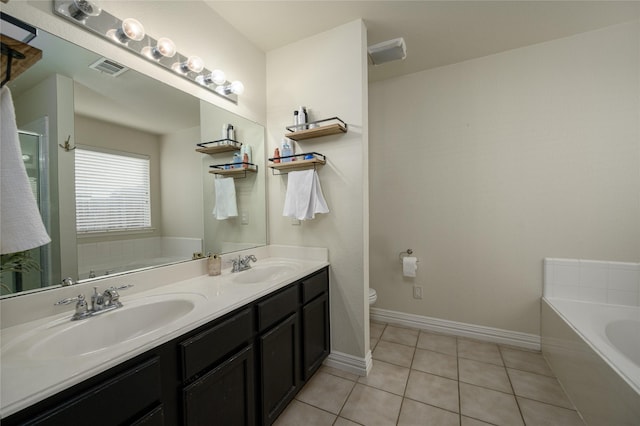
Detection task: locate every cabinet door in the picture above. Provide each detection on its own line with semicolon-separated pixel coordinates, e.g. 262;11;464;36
301;292;330;380
183;345;255;426
259;313;299;426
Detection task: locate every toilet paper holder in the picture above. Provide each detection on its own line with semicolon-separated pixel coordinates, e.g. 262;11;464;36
399;249;419;264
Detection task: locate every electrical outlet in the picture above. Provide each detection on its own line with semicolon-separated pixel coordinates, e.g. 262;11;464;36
413;286;423;299
291;218;301;226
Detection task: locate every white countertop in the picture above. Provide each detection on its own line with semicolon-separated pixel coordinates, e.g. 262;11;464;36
0;247;328;418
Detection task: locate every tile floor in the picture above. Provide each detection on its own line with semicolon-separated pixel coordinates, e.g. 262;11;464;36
274;322;585;426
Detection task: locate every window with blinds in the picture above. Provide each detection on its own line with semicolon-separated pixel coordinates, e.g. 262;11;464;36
75;147;151;233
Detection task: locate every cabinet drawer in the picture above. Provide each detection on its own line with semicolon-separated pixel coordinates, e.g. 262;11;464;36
180;308;253;380
301;268;328;304
257;285;299;332
27;357;162;426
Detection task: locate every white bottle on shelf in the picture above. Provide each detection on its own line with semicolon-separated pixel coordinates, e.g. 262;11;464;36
297;106;307;130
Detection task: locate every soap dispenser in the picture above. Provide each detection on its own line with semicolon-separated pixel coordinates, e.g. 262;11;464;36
207;253;221;276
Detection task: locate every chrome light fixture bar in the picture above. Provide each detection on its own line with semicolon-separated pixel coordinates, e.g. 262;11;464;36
53;0;243;103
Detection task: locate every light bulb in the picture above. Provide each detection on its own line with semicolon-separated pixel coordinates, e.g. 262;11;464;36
141;37;176;60
216;80;245;96
210;69;226;86
107;18;145;44
67;0;101;21
195;69;226;86
172;55;204;74
229;81;244;95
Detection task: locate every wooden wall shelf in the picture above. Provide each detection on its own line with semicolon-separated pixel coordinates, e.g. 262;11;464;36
1;35;42;85
285;117;347;141
196;139;241;154
268;153;326;175
209;163;257;178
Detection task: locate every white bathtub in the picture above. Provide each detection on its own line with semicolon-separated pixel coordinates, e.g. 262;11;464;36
542;298;640;425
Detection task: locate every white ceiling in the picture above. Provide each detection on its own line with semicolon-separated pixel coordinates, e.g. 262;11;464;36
204;1;640;82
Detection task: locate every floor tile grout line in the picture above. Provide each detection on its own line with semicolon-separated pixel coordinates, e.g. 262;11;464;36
394;332;418;425
498;344;527;425
516;395;582;414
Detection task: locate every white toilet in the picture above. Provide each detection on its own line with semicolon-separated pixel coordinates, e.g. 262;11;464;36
369;288;377;305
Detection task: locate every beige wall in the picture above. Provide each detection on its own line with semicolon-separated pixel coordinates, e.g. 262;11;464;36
160;126;203;239
266;20;370;359
369;21;640;335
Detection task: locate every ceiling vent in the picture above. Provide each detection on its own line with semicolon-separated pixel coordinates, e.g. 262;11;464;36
89;57;128;77
367;37;407;66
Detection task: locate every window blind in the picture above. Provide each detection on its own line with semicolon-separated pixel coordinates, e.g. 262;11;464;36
75;147;151;233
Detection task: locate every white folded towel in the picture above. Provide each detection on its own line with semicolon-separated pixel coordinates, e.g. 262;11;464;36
212;177;238;220
283;169;329;220
1;86;51;253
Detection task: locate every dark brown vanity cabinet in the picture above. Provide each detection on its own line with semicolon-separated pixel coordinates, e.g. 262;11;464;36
256;286;300;425
3;266;330;426
4;356;167;426
180;308;256;426
300;269;330;380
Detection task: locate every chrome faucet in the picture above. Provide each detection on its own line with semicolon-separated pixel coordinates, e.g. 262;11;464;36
55;284;133;321
231;254;257;273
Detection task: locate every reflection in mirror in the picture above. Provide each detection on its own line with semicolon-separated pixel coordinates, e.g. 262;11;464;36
1;21;266;297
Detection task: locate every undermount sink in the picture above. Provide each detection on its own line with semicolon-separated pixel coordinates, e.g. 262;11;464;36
25;293;203;360
232;261;303;284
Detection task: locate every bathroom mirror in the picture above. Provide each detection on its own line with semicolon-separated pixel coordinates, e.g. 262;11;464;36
1;23;266;297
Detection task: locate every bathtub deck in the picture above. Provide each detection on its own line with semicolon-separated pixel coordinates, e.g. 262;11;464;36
542;299;640;425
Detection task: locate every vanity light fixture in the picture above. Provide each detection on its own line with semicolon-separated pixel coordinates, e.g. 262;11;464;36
172;55;204;75
106;18;145;45
52;0;243;103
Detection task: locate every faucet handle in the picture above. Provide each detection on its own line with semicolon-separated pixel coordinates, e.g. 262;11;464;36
113;284;134;291
54;294;84;306
61;277;75;286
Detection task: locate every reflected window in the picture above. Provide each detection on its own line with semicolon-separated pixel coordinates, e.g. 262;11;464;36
75;147;151;233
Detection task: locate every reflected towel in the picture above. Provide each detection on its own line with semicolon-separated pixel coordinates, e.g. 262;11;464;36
212;177;238;220
283;170;329;220
1;86;51;253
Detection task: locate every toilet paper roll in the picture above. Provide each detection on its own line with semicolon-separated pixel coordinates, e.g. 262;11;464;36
403;256;418;277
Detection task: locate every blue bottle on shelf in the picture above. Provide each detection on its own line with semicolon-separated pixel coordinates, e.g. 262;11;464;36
232;152;242;168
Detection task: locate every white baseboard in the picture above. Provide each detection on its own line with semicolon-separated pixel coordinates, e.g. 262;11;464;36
370;307;541;351
324;350;372;377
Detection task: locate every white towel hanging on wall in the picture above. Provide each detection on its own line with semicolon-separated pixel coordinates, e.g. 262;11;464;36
212;177;238;220
1;86;51;253
283;169;329;220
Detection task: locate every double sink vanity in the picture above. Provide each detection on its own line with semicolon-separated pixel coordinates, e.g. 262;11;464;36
0;246;330;425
